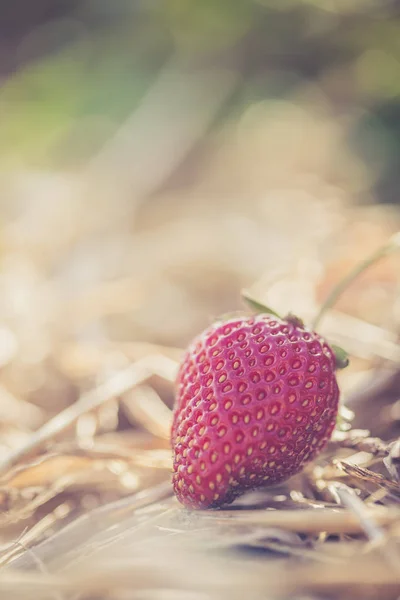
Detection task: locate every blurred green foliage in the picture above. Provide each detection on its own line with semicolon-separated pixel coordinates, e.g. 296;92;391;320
1;0;400;202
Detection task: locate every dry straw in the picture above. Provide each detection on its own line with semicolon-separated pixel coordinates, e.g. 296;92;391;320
0;215;399;600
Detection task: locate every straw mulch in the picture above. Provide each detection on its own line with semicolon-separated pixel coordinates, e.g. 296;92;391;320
0;132;400;598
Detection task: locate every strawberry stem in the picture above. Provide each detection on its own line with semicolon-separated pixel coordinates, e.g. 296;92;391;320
241;290;282;319
313;232;400;330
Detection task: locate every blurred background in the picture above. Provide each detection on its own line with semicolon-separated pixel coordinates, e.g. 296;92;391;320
1;4;400;595
0;1;400;460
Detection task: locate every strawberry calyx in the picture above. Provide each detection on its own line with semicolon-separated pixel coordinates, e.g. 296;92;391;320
241;290;282;319
283;313;305;329
241;290;349;370
242;291;305;330
331;344;349;370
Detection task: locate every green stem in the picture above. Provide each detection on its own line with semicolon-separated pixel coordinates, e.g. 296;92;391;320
313;232;400;330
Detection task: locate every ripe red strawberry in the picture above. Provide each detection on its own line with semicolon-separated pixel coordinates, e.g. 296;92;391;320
171;313;340;509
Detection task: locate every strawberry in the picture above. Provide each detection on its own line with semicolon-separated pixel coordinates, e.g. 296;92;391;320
171;313;340;509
